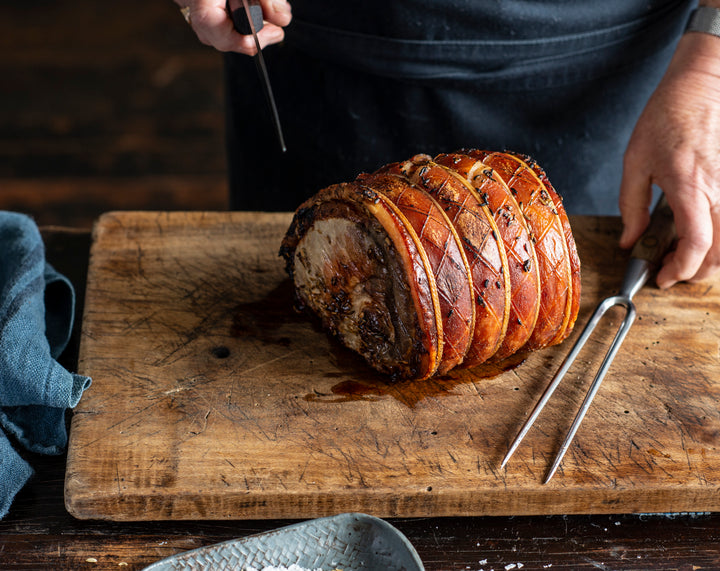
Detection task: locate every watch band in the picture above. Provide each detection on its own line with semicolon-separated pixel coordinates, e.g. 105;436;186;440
686;5;720;37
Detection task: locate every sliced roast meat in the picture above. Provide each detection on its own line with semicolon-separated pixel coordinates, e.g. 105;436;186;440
280;149;581;380
280;182;443;380
464;150;572;350
357;171;476;374
435;152;541;360
509;152;581;343
377;155;510;366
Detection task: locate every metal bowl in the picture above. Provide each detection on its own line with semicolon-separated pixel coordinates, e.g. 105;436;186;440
143;512;425;571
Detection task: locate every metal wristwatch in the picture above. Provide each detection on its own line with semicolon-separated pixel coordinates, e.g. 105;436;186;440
686;5;720;37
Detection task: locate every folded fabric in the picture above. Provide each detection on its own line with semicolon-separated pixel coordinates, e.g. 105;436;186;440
0;211;91;519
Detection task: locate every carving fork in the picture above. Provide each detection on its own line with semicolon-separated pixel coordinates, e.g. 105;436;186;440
501;194;677;483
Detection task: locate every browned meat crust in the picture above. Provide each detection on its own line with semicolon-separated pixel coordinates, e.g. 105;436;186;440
465;150;572;350
377;155;510;366
510;152;581;343
280;181;442;380
356;171;476;374
280;150;581;380
435;152;541;360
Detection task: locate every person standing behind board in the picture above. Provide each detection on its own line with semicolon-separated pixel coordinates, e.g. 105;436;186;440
174;0;720;290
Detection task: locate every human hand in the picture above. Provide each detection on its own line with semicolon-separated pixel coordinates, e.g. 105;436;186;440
173;0;292;54
619;31;720;289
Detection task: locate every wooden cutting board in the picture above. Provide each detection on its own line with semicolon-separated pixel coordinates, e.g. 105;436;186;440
65;211;720;521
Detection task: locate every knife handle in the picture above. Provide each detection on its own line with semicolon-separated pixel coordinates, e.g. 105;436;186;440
630;193;677;268
227;0;264;35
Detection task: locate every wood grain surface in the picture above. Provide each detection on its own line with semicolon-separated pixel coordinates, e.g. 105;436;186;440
65;211;720;521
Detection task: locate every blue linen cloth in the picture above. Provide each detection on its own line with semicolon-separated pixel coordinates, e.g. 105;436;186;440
0;211;91;519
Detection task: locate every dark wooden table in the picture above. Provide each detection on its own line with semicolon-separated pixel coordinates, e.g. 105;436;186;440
1;227;720;571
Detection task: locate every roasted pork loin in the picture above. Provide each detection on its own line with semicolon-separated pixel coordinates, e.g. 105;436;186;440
280;150;580;380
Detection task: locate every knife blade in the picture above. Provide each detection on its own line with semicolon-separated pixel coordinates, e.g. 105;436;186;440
226;0;287;152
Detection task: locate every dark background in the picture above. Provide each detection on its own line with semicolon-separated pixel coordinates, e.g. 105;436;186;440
3;5;720;570
0;0;228;228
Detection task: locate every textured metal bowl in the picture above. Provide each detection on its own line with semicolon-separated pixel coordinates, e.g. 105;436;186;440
142;512;425;571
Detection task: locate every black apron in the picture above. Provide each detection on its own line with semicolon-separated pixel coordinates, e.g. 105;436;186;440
224;0;694;214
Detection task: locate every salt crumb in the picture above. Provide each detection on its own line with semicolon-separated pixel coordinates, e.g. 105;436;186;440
244;565;327;571
505;565;516;570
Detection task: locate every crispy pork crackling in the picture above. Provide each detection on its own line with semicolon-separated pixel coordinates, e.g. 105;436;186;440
279;150;581;380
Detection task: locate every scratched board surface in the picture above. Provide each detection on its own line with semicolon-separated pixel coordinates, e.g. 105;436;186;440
65;211;720;521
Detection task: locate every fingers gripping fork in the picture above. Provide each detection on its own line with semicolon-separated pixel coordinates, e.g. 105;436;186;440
501;194;676;483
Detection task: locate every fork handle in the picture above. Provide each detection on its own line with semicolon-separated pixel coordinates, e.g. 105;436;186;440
630;193;676;267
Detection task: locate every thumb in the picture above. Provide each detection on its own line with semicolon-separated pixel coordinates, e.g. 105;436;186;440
618;150;653;249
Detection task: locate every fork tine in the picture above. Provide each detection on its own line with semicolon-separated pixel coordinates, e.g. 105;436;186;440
543;298;637;483
501;194;675;480
500;295;616;469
